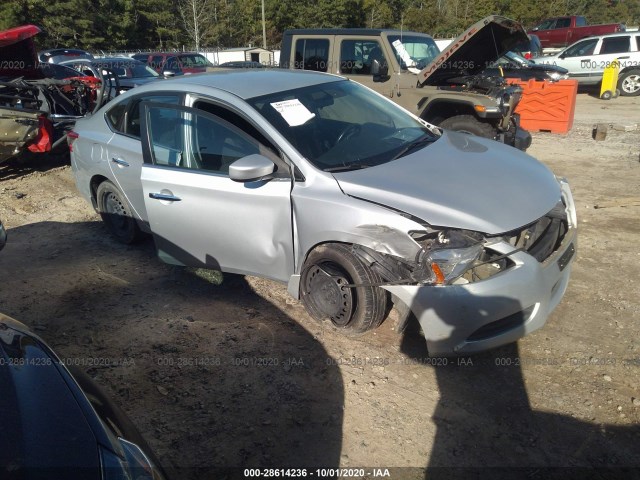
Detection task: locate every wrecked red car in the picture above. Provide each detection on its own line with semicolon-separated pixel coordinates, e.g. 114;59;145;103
0;25;105;163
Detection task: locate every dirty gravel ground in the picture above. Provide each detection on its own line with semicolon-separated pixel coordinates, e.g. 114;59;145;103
1;92;639;478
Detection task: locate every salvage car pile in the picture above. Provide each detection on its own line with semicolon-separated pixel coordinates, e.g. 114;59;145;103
0;25;106;163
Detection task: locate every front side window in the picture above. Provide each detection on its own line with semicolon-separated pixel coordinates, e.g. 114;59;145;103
600;36;630;55
562;38;598;57
294;39;330;72
146;105;265;175
248;79;439;172
340;39;386;75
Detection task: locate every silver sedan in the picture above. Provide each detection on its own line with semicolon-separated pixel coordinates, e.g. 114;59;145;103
69;70;577;356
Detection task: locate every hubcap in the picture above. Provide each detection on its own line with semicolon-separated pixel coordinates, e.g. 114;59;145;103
304;264;354;326
622;74;640;94
104;192;129;232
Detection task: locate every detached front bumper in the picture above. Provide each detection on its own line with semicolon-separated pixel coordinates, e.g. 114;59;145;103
384;180;577;356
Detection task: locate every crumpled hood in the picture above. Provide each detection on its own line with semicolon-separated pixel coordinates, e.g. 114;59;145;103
418;15;529;86
332;131;561;235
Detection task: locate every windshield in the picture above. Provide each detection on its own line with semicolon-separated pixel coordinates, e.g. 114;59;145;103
248;80;439;172
179;54;212;68
387;35;440;70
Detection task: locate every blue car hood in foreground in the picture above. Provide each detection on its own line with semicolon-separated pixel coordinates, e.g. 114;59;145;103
333;130;561;235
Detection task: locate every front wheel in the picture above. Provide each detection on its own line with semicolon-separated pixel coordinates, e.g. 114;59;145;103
618;69;640;97
438;115;498;139
300;244;387;334
96;180;144;244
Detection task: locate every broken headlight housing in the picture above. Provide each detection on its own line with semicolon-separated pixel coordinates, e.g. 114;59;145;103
413;229;484;285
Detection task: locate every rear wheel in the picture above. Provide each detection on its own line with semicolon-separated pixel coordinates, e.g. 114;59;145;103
96;180;144;244
439;115;498;139
301;244;387;334
618;69;640;97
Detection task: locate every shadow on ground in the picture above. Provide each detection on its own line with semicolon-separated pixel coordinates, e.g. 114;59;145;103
0;220;343;477
400;309;640;478
0;149;70;181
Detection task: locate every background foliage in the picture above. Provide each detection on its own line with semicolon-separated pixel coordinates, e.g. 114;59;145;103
1;0;638;51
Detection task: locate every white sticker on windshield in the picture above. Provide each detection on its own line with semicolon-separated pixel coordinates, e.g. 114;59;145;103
392;39;415;68
270;99;315;127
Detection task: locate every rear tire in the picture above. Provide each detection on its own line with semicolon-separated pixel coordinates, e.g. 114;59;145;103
96;180;144;244
301;244;387;334
439;115;498;139
618;69;640;97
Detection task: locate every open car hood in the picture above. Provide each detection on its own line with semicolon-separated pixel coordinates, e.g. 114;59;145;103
0;25;41;77
417;16;529;86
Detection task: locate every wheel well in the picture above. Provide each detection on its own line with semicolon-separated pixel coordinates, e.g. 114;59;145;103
619;66;640;76
302;241;350;268
421;101;477;125
90;174;109;208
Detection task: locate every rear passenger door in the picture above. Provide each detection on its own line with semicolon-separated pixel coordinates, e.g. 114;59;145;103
592;36;632;81
105;93;183;226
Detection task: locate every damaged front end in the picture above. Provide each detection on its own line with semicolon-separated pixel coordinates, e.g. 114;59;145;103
343;183;575;355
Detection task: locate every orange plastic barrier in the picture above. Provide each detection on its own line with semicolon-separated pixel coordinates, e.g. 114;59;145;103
507;79;578;134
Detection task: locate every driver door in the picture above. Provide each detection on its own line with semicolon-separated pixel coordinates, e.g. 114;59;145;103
139;102;294;282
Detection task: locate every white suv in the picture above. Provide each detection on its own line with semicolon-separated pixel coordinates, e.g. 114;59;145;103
537;32;640;96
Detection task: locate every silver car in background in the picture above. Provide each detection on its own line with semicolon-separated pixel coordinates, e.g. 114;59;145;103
69;70;577;356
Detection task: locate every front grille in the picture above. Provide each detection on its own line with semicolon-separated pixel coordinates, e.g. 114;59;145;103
504;201;568;262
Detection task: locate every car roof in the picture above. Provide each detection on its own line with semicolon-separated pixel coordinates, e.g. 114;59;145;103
134;52;205;56
95;57;142;63
283;28;433;38
129;69;344;99
577;31;638;41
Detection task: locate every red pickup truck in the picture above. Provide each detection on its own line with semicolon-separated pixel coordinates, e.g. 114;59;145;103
528;16;625;48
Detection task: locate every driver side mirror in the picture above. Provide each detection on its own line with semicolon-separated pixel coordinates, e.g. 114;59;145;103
371;59;389;82
229;154;275;182
162;71;176;78
558;53;566;59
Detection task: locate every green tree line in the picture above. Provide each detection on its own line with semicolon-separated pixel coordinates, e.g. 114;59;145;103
1;0;638;51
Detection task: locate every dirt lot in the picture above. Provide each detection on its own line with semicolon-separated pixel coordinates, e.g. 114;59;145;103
1;92;639;478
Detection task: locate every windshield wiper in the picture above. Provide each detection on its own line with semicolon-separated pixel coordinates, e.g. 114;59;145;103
391;134;436;160
325;163;373;172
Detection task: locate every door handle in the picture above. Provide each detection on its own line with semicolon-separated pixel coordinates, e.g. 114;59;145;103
149;192;182;202
111;157;130;167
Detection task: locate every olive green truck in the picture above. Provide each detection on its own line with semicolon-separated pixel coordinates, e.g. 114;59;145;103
280;16;532;151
